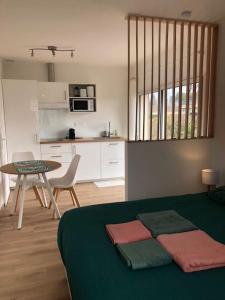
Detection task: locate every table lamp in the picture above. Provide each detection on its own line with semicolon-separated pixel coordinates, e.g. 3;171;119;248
202;169;219;191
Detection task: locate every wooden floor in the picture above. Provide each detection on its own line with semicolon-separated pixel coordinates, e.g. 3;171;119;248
0;182;125;300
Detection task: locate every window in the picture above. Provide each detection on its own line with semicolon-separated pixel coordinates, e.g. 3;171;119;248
128;15;218;142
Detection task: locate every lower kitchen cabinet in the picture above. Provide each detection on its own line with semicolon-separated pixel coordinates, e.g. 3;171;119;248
100;142;125;178
75;143;101;181
101;160;124;178
40;141;125;182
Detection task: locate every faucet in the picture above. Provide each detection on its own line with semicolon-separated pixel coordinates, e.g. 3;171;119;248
109;121;111;138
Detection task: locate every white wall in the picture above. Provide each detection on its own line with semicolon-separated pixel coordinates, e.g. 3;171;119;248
3;61;127;138
126;139;213;200
3;61;48;81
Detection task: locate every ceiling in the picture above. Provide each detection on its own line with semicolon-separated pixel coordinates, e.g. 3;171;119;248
0;0;224;66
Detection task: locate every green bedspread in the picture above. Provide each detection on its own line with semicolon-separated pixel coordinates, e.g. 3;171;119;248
138;210;197;237
58;193;225;300
117;239;172;270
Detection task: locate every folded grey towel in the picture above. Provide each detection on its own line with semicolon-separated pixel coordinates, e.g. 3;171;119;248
117;239;172;270
137;210;197;237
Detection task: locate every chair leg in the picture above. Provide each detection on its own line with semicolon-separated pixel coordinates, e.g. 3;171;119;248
33;186;44;207
40;187;48;208
48;188;56;209
70;187;80;208
69;189;76;206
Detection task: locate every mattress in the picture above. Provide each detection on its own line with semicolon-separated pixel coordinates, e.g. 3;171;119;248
58;193;225;300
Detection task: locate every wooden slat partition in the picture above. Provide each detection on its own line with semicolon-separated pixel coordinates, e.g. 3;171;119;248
150;19;154;140
127;16;130;141
197;25;205;138
164;21;169;140
178;23;184;139
127;14;218;27
204;26;212;137
157;20;161;140
184;23;191;139
191;25;198;138
143;19;146;141
127;15;218;142
171;21;177;139
135;17;138;141
208;26;219;137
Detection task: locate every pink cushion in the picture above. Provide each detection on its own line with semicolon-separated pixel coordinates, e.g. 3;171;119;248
106;220;152;244
158;230;225;272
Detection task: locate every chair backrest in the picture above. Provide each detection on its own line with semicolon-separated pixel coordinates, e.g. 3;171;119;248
63;154;81;186
12;151;35;162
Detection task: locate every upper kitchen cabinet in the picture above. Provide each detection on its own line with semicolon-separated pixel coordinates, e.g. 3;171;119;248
37;82;69;109
2;79;41;162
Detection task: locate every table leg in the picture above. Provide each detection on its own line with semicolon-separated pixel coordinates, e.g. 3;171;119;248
38;174;48;208
41;173;61;219
17;175;27;230
10;174;22;216
40;187;48;208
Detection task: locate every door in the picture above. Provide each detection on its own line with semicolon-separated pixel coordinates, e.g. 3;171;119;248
2;79;41;167
38;82;69;103
0;81;10;206
75;143;101;181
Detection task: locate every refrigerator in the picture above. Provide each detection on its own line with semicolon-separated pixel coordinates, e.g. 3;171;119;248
2;79;41;190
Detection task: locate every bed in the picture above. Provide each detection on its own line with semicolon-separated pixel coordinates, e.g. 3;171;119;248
58;193;225;300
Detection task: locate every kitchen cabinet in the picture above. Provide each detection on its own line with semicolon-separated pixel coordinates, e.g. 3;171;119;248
101;142;125;178
40;141;125;182
37;82;69;108
75;143;101;181
40;143;73;179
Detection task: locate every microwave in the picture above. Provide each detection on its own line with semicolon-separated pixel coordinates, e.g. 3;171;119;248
69;98;95;112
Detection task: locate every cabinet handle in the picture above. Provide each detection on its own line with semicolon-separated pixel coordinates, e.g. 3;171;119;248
109;143;118;146
109;161;119;164
50;145;61;148
51;155;62;158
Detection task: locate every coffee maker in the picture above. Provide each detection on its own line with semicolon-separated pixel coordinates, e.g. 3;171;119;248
68;128;75;140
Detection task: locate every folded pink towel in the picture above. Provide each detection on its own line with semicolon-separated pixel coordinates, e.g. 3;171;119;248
106;220;152;244
158;230;225;272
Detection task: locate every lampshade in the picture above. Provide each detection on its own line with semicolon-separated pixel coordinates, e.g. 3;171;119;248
202;169;219;185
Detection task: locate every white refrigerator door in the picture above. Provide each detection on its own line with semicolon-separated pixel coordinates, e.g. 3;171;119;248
0;81;10;207
2;79;41;187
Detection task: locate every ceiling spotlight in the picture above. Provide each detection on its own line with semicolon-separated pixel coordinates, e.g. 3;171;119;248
28;45;75;58
181;10;192;19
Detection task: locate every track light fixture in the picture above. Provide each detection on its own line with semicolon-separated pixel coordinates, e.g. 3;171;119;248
29;46;75;58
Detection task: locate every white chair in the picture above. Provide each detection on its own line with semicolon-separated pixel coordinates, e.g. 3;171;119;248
11;151;47;210
48;154;81;209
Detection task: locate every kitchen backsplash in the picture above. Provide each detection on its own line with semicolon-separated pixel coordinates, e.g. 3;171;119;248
39;109;118;139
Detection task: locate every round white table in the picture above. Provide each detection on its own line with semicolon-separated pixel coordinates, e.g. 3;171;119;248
0;160;61;229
